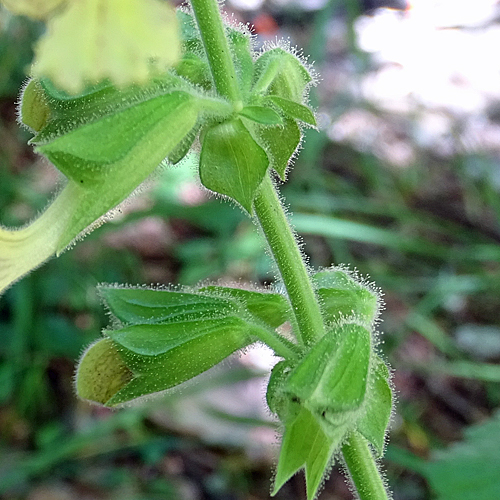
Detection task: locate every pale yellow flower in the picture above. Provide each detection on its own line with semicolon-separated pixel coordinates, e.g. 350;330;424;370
1;0;66;20
32;0;180;94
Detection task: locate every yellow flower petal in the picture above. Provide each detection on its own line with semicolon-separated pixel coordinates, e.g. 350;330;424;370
32;0;180;94
1;0;66;20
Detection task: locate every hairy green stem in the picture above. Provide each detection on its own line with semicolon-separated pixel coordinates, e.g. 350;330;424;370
342;432;389;500
189;2;390;498
189;0;242;106
253;175;325;346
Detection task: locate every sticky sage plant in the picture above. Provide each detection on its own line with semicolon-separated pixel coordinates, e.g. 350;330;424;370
0;0;394;498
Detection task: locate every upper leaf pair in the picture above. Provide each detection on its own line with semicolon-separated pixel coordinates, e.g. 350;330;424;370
0;9;317;294
173;10;317;210
198;44;317;211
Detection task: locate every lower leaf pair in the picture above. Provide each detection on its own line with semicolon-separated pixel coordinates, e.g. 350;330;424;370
75;269;392;500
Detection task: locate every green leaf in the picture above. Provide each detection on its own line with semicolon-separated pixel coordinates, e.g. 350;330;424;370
245;116;301;180
357;355;392;456
286;323;371;414
39;75;113;103
99;286;236;325
273;406;347;499
266;95;316;126
167;122;201;164
228;29;254;98
198;285;291;328
174;53;212;90
108;316;248;356
177;10;202;49
313;268;380;326
33;74;184;141
422;411;500;500
199;118;269;213
239;105;283;125
36;91;196;183
107;322;254;406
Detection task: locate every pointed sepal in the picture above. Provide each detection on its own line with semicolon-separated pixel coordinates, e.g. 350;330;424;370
285;323;371;414
266;95;316;126
357;355;393;456
272;406;348;499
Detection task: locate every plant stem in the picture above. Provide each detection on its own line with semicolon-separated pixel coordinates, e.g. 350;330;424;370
250;326;300;361
189;3;390;498
189;0;242;106
342;432;390;500
253;175;325;346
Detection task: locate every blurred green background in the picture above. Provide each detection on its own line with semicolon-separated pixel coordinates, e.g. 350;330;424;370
2;1;500;499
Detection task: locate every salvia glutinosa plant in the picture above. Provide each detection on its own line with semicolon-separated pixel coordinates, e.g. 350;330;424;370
0;0;393;498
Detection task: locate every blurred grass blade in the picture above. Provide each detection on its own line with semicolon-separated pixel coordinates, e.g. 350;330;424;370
405;311;461;357
417;360;500;383
291;213;449;258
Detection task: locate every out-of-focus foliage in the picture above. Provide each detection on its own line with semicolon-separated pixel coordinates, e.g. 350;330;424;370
32;0;181;93
425;411;500;500
0;11;40;97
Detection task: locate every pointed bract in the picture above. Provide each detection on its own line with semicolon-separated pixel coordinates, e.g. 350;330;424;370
273;406;348;500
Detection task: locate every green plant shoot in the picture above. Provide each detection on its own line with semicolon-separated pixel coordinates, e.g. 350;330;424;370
0;1;394;499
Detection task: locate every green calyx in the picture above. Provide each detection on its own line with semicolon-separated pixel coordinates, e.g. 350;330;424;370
268;322;392;499
75;283;295;407
265;268;391;499
313;266;382;328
